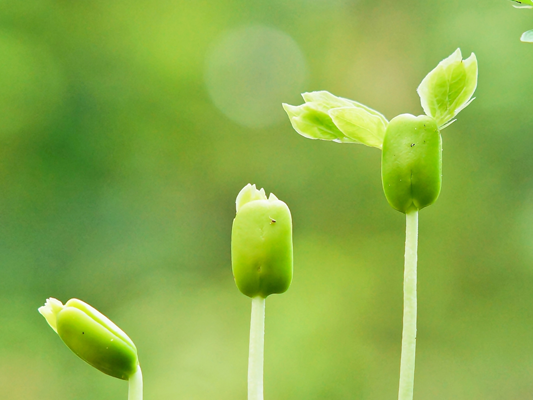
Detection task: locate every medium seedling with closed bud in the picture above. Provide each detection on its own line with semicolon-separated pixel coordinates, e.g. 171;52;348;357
231;183;293;400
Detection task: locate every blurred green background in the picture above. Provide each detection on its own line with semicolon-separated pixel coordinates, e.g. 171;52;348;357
1;0;533;399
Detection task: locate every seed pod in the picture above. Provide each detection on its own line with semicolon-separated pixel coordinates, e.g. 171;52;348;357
381;114;442;213
39;298;139;380
231;184;293;298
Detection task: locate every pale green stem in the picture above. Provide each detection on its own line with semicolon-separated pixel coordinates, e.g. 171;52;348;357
128;365;143;400
398;209;418;400
248;296;266;400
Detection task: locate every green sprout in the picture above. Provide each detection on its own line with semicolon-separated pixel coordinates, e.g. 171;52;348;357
284;48;477;400
39;298;143;400
510;0;533;42
231;183;293;400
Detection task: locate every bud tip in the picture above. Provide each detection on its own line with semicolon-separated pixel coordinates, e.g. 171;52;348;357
38;298;65;333
236;183;272;212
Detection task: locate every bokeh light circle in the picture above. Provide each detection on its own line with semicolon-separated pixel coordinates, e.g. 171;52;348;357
205;25;308;129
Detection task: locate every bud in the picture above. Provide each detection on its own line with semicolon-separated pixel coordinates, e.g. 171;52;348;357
231;184;293;298
39;298;138;380
381;114;442;213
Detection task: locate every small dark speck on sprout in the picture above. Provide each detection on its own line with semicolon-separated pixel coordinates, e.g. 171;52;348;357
82;332;84;334
411;143;415;147
270;218;276;224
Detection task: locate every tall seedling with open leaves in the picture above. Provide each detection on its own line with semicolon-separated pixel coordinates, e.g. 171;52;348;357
284;49;478;400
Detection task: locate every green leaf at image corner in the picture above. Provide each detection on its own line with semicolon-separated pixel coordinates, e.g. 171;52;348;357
512;0;533;8
521;30;533;42
417;48;477;129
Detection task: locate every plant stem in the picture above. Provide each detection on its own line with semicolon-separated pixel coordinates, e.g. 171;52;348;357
248;296;266;400
128;365;143;400
398;209;418;400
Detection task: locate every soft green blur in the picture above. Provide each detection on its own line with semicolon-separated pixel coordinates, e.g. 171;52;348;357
2;1;533;399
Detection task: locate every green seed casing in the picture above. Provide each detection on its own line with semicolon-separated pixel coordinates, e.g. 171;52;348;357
232;185;293;298
381;114;442;213
40;298;139;380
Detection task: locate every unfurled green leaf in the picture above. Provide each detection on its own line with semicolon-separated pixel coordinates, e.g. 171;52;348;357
302;91;388;127
282;102;350;142
417;49;477;129
329;106;387;149
301;90;355;110
521;29;533;42
283;91;388;147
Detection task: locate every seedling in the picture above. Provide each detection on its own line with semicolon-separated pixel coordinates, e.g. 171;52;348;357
39;298;143;400
283;48;478;400
231;184;293;400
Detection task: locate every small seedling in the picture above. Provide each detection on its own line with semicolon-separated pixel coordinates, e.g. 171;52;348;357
283;48;478;400
231;183;293;400
39;298;143;400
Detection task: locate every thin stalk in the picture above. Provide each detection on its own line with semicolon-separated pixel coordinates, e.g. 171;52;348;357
128;365;143;400
398;209;418;400
248;296;266;400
